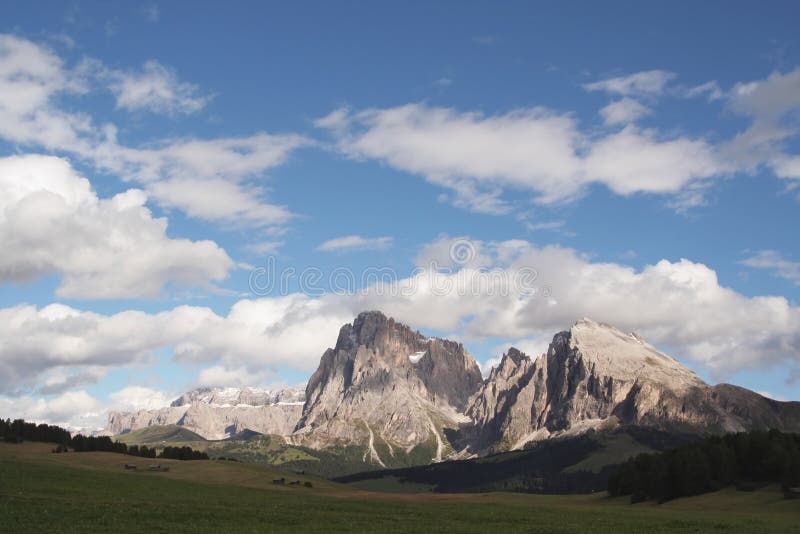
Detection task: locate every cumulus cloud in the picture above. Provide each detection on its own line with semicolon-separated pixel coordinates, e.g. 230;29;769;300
0;34;94;152
0;154;234;298
38;367;107;395
724;68;800;174
0;390;104;431
316;235;394;252
0;33;308;229
0;386;176;432
317;103;725;209
105;59;210;115
598;98;651;125
2;238;800;395
583;125;722;196
0;294;351;395
353;236;800;377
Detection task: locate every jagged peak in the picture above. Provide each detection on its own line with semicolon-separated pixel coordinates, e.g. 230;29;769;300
502;347;530;367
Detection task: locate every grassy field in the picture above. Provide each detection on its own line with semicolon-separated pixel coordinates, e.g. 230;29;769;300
0;443;798;533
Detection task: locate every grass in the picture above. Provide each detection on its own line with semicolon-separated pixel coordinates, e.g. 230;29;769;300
114;425;206;444
562;432;654;474
1;442;799;533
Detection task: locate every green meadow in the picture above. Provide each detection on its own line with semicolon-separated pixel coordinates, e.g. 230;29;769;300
1;442;797;533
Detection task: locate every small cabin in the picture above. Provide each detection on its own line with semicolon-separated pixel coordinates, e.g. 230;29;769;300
147;465;170;472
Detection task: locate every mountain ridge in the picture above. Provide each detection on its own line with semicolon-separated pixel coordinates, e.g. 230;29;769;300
106;311;800;470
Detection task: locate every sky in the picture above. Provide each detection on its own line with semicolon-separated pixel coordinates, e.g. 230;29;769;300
1;1;799;430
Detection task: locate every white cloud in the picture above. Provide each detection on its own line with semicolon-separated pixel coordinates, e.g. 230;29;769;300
147;177;293;227
0;294;351;394
39;367;107;395
2;238;799;396
0;34;309;229
0;154;234;298
105;60;210;115
316;235;394;252
100;131;309;228
0;390;104;431
196;366;270;388
724;68;800;174
584;70;677;97
771;156;800;179
742;250;800;285
316;104;586;206
598;98;651;125
583;125;722;195
318;104;726;210
353;236;800;377
245;240;285;255
108;386;174;412
0;386;174;432
0;34;93;152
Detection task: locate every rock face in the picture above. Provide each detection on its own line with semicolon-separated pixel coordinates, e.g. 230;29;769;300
464;319;800;453
105;313;800;467
107;386;304;440
293;311;483;461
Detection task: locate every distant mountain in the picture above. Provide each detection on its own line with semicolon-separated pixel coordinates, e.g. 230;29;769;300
170;386;304;407
107;386;305;440
107;313;800;476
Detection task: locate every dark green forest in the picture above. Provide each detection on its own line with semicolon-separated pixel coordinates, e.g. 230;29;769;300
608;430;800;502
1;418;206;460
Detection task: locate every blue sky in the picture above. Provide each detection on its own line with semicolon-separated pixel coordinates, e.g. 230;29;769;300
0;1;799;429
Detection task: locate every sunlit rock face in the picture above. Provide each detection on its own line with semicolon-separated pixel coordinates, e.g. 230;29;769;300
464;319;800;454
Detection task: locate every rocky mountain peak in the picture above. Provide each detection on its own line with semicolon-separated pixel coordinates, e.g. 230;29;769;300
294;311;483;453
562;318;705;392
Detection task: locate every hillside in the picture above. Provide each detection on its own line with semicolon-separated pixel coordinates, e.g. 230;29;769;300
335;426;697;494
114;425;206;444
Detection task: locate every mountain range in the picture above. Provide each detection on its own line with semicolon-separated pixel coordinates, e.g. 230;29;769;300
108;311;800;470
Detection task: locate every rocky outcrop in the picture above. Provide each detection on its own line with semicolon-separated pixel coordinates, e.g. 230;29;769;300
464;319;800;453
294;311;483;458
107;386;304;440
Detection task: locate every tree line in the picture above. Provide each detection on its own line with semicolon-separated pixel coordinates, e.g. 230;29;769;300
608;429;800;502
1;418;71;444
2;418;207;460
160;446;209;460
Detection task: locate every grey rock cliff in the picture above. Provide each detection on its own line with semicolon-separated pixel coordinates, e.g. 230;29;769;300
293;311;483;461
